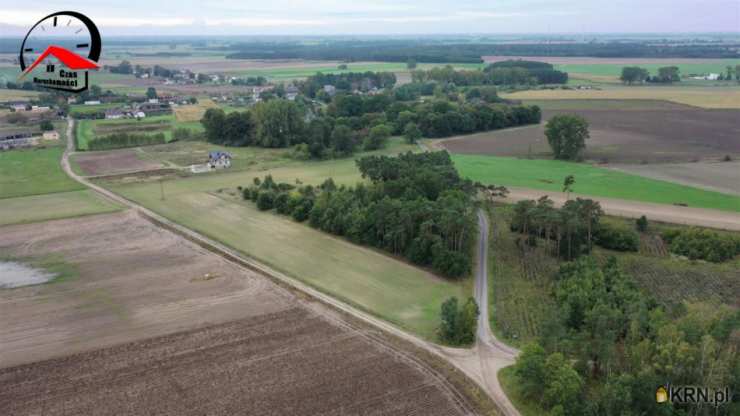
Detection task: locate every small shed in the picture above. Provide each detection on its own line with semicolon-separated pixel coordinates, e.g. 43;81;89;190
43;130;60;140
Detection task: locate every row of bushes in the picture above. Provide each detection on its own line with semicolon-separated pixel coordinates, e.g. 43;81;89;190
594;222;639;252
663;228;740;263
87;132;167;151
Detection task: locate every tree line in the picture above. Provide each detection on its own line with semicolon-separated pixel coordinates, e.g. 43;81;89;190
241;151;478;278
620;66;682;84
410;61;567;86
201;81;541;159
223;40;740;64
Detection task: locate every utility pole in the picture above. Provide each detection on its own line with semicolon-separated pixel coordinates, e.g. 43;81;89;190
160;178;165;201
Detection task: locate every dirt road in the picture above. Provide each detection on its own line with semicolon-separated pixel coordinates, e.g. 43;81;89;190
500;187;740;231
474;210;521;416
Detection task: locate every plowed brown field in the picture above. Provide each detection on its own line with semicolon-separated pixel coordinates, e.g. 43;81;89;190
442;107;740;164
0;212;471;416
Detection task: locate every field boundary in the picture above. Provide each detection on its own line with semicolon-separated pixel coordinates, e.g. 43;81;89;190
60;119;505;416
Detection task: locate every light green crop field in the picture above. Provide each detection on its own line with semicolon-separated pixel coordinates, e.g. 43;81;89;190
452;155;740;212
0;190;121;226
0;89;41;101
556;60;740;79
503;84;740;109
103;140;466;340
0;146;84;199
225;62;483;80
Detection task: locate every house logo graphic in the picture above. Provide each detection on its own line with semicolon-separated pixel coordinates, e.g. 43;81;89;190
18;11;102;93
656;386;668;403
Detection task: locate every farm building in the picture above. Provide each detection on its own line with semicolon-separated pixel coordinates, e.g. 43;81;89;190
208;151;232;169
42;130;60;140
0;132;36;150
135;102;172;116
8;101;30;112
84;100;101;105
105;108;126;119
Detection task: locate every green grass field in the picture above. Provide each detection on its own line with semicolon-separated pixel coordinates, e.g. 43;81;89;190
0;146;84;199
107;187;467;340
69;103;121;114
453;155;740;212
0;190;121;226
100;139;465;339
136;136;415;177
76;115;193;150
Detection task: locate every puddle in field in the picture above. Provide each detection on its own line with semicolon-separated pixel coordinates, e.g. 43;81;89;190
0;261;56;288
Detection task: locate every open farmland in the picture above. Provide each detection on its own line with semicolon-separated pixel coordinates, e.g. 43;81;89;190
450;155;740;213
610;161;740;196
76;116;196;151
0;147;83;199
0;212;473;415
443;104;740;164
502;85;740;109
94;139;465;340
0;190;121;226
173;98;218;122
73;149;164;176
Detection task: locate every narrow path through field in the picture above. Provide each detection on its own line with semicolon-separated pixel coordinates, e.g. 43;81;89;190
474;210;521;415
62;119;520;415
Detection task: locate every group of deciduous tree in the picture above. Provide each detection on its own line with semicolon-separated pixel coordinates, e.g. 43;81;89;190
620;66;682;84
242;152;478;278
201;74;541;159
662;227;740;263
439;297;479;345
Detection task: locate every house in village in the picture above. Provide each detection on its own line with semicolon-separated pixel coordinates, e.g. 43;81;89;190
285;85;300;101
208;151;232;169
323;85;337;97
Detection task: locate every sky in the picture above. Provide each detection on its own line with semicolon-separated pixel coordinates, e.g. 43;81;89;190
0;0;738;36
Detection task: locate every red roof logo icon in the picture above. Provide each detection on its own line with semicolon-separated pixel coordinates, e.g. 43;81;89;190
20;45;99;78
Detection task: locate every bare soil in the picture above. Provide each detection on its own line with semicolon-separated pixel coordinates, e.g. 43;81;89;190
0;212;470;416
442;107;740;164
74;150;162;176
0;307;468;416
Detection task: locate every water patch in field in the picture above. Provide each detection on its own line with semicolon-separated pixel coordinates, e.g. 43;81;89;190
0;261;56;288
